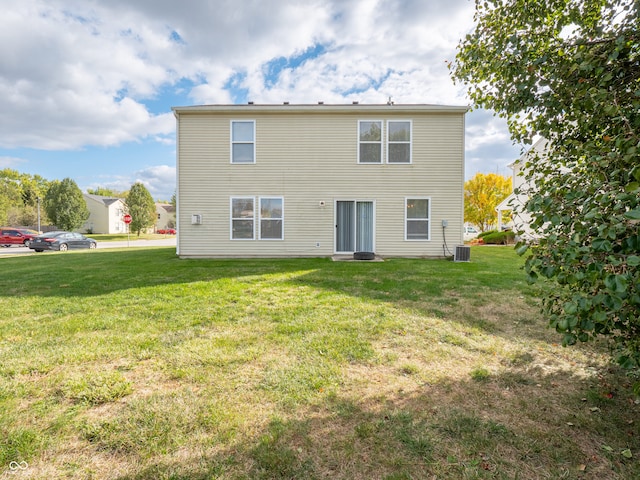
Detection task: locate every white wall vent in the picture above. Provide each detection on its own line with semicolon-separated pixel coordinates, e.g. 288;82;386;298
454;245;471;262
191;214;202;225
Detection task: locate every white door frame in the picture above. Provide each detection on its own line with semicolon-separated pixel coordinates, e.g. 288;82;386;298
334;199;376;254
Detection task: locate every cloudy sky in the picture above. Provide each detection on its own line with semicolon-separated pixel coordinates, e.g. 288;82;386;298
0;0;522;201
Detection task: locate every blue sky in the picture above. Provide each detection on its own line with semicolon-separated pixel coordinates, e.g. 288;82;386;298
0;0;522;201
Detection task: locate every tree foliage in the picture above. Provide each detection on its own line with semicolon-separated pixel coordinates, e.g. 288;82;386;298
126;182;156;236
464;172;512;232
87;187;127;198
0;169;51;226
0;171;22;226
451;0;640;367
44;178;89;231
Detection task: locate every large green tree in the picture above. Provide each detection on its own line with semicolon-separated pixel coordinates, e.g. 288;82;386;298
451;0;640;368
44;178;89;231
126;182;156;236
464;173;512;232
0;169;51;227
0;170;22;225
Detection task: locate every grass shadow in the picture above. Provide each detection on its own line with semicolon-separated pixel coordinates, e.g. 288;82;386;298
0;246;581;355
107;364;640;480
2;248;638;479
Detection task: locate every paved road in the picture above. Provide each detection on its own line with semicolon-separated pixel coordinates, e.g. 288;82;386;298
0;237;177;257
99;237;177;249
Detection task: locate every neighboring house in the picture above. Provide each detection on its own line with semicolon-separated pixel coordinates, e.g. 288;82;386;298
80;194;127;234
495;137;549;239
156;203;176;231
172;103;467;258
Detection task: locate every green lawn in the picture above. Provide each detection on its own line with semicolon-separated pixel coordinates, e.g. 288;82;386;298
1;247;638;479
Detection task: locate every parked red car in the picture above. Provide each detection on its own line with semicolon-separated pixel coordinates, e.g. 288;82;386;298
0;228;39;247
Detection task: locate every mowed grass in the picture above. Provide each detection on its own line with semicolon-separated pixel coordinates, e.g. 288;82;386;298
0;247;638;479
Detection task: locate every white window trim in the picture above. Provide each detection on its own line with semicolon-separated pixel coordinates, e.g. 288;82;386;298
230;120;256;164
357;120;383;164
259;196;284;241
230;196;255;240
387;119;412;164
404;196;431;241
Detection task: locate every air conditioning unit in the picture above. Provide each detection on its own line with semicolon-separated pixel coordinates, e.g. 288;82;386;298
191;214;202;225
454;245;471;262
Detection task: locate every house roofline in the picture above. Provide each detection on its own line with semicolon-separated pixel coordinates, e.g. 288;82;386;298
172;103;469;116
511;137;549;167
495;193;516;211
83;193;125;207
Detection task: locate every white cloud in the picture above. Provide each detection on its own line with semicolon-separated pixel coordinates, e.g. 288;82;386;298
134;165;176;201
0;0;478;145
197;0;476;105
0;156;28;168
0;1;179;150
0;0;517;189
81;165;176;201
465;110;522;179
466;111;514;151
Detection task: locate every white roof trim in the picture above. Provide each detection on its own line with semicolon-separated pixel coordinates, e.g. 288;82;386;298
172;103;469;116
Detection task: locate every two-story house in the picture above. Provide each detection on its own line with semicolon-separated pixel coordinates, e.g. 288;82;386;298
495;137;549;239
156;203;176;231
172;103;467;258
80;194;127;234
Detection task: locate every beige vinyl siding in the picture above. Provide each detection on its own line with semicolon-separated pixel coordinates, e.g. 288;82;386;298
82;197;109;234
80;195;126;234
176;106;465;257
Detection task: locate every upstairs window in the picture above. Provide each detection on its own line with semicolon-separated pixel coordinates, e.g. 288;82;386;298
405;197;430;240
231;120;255;163
388;120;411;163
259;197;284;240
358;120;382;163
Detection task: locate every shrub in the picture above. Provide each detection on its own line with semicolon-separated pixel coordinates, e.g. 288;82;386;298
482;231;515;245
477;230;498;239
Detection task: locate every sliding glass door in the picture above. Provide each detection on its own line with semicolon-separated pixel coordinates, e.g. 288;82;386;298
335;200;374;253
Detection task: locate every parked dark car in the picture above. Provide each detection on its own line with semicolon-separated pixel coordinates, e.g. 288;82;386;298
28;231;97;252
0;227;39;247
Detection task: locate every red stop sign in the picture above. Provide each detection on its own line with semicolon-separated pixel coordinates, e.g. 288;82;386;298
123;214;132;224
